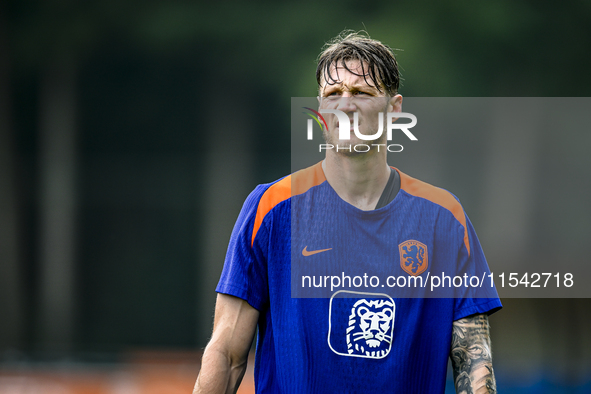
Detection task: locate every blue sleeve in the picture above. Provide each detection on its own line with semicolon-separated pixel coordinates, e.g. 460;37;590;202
453;214;502;321
216;184;270;311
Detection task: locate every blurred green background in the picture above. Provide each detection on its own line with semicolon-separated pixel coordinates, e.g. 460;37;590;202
1;0;591;392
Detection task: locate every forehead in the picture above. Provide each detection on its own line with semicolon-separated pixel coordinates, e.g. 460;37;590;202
320;60;380;91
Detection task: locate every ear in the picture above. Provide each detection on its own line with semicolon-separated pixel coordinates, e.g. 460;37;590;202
387;94;403;113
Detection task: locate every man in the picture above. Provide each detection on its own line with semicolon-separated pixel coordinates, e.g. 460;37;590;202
194;31;501;393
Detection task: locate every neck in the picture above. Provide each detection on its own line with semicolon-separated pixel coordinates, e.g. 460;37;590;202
322;149;390;211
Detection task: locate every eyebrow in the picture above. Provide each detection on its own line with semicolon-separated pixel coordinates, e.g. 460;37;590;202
321;82;380;96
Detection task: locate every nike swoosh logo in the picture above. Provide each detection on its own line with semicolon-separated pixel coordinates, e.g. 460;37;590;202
302;246;333;256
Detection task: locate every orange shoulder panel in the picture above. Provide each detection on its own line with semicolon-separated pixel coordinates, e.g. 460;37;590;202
397;169;471;256
251;162;326;246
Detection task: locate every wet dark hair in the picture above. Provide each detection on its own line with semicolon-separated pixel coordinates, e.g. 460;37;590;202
316;30;400;96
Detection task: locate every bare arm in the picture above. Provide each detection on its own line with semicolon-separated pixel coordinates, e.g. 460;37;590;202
193;293;259;394
450;314;497;394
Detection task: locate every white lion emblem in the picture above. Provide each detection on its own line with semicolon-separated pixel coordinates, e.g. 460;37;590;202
328;291;395;359
346;298;394;358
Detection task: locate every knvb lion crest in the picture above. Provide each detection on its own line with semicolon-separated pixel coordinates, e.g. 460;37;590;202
399;240;428;276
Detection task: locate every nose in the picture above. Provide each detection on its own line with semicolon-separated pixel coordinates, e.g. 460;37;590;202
336;95;356;113
370;316;380;331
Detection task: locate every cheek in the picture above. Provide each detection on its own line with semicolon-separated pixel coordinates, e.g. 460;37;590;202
324;114;339;128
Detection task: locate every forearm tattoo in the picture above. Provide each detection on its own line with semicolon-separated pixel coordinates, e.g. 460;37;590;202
451;314;497;394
